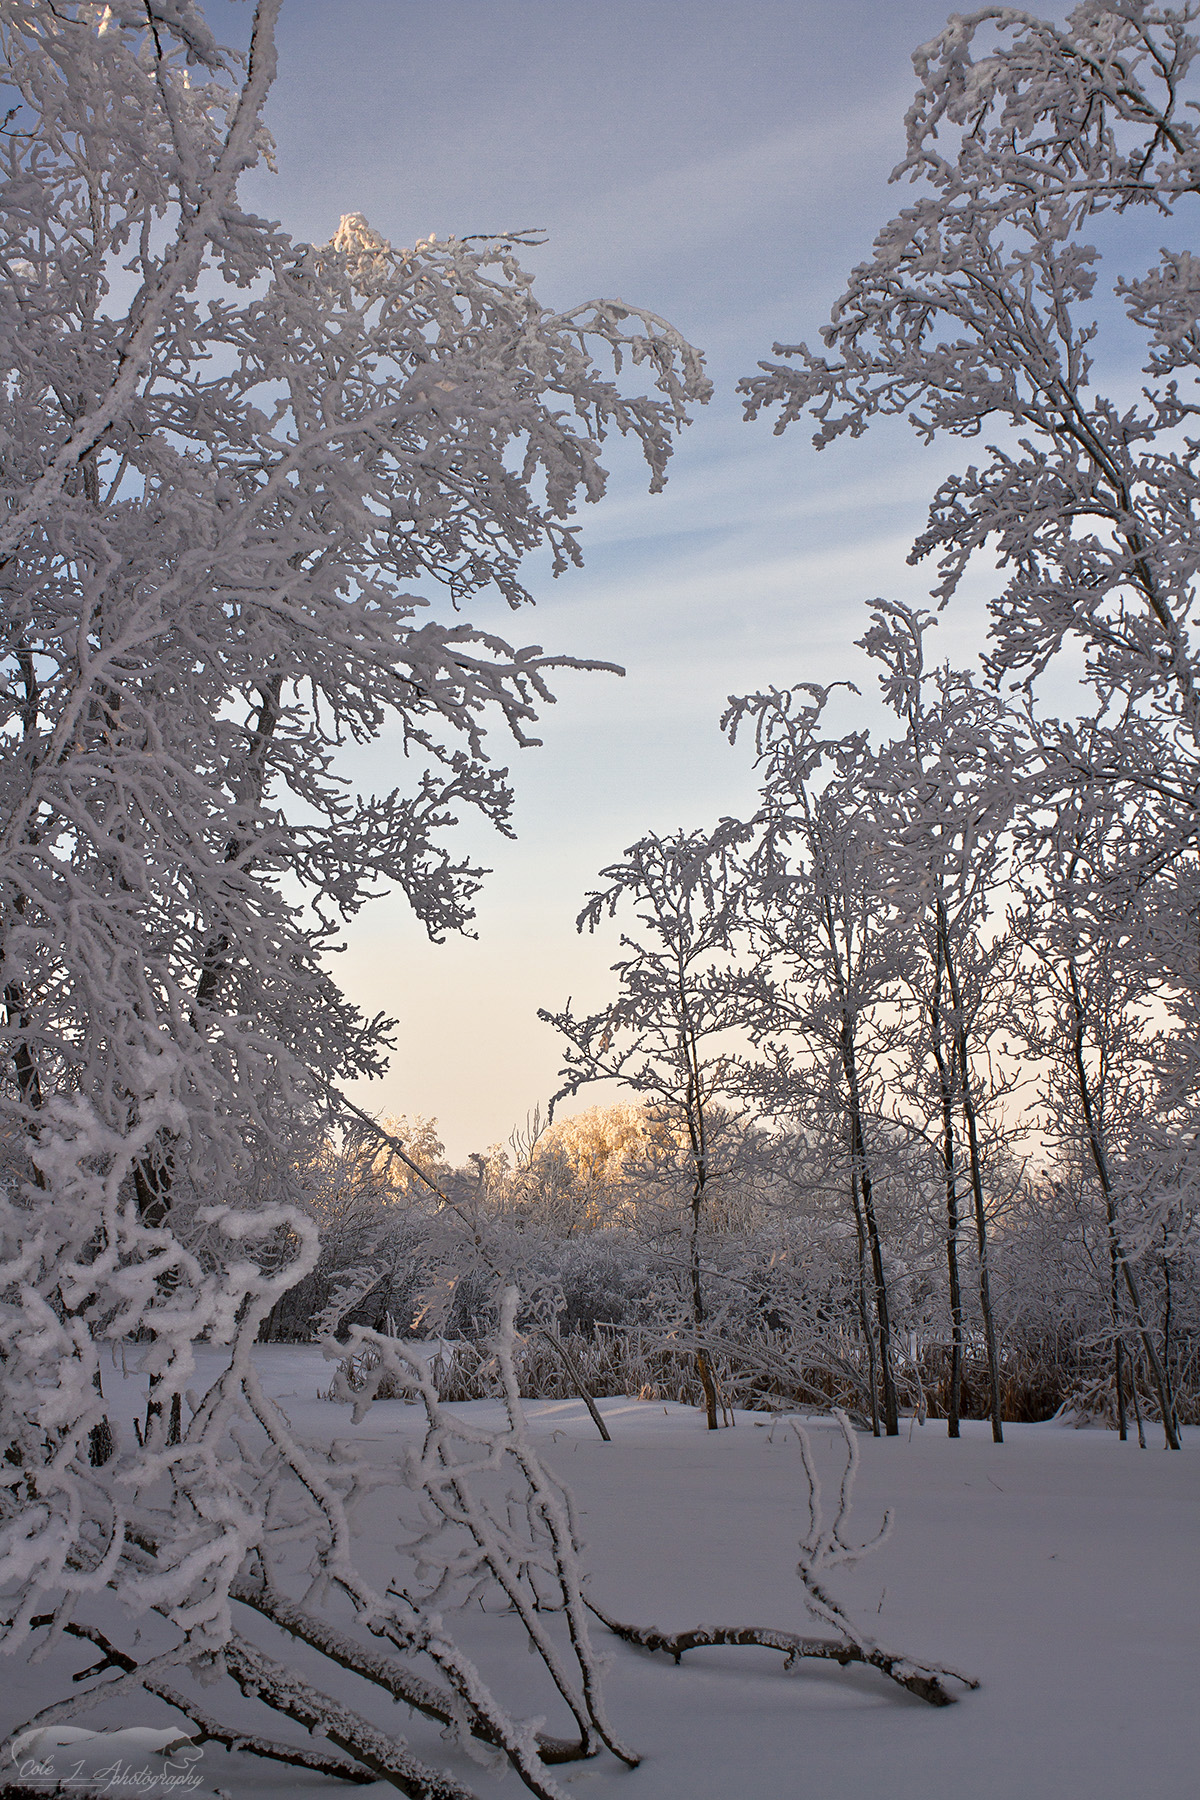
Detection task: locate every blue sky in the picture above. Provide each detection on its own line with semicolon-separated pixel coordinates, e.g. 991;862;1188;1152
227;0;1071;1159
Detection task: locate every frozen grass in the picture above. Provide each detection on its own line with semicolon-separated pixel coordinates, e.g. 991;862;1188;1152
4;1345;1197;1800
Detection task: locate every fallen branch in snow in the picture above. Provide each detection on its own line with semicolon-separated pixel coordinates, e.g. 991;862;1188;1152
145;1675;376;1784
15;1291;622;1800
17;1617;374;1784
221;1631;481;1800
586;1409;979;1710
334;1292;639;1777
21;1582;576;1800
584;1595;975;1707
229;1574;587;1764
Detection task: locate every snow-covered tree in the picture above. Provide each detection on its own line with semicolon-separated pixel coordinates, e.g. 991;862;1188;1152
0;0;710;1783
724;681;906;1436
856;602;1027;1443
744;4;1200;744
1008;772;1185;1446
740;0;1200;1436
541;828;752;1429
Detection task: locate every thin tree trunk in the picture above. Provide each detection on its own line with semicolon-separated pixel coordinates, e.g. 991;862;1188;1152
678;1003;719;1431
3;647;116;1465
930;970;963;1437
1112;1235;1176;1447
133;673;284;1229
1160;1233;1179;1440
6;645;45;1117
1129;1351;1147;1448
1110;1233;1127;1441
957;1074;1004;1444
842;1028;898;1435
6;976;43;1115
942;1112;963;1436
855;1122;899;1436
941;921;1003;1444
1065;961;1180;1449
849;1165;880;1436
129;677;283;1450
537;1329;611;1442
811;885;894;1433
691;1186;719;1431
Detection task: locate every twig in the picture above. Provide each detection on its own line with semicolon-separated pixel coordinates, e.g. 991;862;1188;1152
537;1330;612;1441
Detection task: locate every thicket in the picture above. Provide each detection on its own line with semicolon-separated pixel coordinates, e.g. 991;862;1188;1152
262;1103;1200;1433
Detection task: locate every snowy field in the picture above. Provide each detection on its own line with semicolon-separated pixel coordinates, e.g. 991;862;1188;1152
5;1346;1198;1800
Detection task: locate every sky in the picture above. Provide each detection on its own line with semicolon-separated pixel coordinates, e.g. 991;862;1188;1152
223;0;1073;1162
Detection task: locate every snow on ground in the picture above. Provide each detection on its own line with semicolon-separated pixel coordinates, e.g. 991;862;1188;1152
4;1346;1197;1800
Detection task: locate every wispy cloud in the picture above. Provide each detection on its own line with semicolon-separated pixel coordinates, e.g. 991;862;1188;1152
540;97;905;291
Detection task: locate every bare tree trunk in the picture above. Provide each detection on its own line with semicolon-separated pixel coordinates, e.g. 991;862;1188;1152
855;1127;899;1436
942;1112;964;1437
941;921;1003;1443
1065;962;1180;1449
841;1027;898;1435
1110;1233;1127;1441
957;1074;1004;1444
6;974;43;1115
1160;1232;1179;1440
1110;1215;1176;1447
537;1329;611;1442
848;1168;880;1436
929;971;963;1437
679;1005;720;1432
691;1185;719;1432
4;714;116;1465
1129;1351;1147;1448
6;646;45;1118
129;677;283;1449
133;674;284;1233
